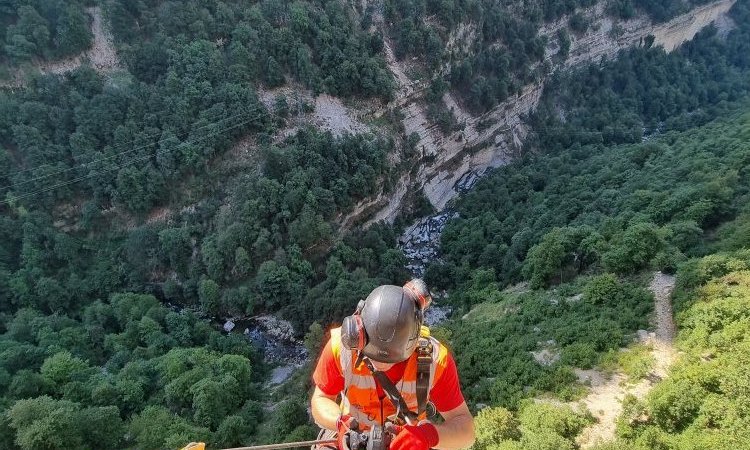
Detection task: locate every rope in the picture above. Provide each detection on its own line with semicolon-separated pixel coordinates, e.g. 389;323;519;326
221;438;337;450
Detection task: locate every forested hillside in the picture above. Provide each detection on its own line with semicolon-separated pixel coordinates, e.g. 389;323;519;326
1;1;408;448
1;0;749;449
440;107;750;439
382;0;720;111
1;0;92;68
0;0;407;326
430;0;750;292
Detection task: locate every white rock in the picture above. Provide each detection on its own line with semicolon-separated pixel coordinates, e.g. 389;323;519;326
531;348;561;366
269;365;298;385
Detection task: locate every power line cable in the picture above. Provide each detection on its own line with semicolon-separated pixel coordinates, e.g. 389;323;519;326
1;99;646;193
0;100;648;204
0;105;269;192
7;89;285;179
0;121;644;205
2;114;260;206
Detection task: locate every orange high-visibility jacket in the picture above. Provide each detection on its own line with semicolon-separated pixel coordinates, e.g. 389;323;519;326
329;326;450;428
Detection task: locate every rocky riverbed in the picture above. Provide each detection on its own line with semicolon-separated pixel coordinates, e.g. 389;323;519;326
399;208;464;326
399;211;458;277
223;315;308;366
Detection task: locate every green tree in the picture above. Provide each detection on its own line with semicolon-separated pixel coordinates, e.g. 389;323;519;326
8;396;124;450
5;6;50;61
199;279;221;316
191;378;232;428
265;56;285;87
254;260;292;310
202;236;226;281
40;352;91;388
54;5;93;57
129;405;211;450
603;222;666;274
288;205;332;254
214;415;247;448
472;407;520;449
583;273;620;305
114;165;163;213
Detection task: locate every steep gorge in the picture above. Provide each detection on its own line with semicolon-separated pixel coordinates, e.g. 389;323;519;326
343;0;738;228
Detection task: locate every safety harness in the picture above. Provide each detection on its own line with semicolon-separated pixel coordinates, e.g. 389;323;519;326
360;337;435;425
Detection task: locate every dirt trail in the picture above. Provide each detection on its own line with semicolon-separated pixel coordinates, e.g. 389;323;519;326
574;272;677;449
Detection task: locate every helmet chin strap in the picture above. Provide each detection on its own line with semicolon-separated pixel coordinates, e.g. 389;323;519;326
354;350;366;368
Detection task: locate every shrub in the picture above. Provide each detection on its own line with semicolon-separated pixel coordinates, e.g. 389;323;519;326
518;402;592;440
472;407;521;449
561;343;598;369
583;274;620;305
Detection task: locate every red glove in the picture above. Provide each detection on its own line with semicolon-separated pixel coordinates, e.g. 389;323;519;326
336;415;356;450
389;423;439;450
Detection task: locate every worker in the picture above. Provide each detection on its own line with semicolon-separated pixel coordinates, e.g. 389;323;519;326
310;279;475;450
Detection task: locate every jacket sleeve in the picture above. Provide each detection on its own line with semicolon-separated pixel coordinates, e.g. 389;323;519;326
428;351;466;412
312;337;345;396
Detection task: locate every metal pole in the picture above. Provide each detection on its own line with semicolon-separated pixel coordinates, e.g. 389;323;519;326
222;439;337;450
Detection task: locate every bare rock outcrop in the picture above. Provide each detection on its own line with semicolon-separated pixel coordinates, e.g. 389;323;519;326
539;0;737;67
258;86;370;139
653;0;737;51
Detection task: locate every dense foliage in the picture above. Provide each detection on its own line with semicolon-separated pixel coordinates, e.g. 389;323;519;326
431;109;750;296
106;0;393;97
382;0;720;111
449;274;652;408
383;0;597;111
1;0;93;67
459;251;750;450
610;0;716;22
0;293;271;449
2;0;750;448
115;129;404;327
471;402;593;450
0;1;407;447
450;249;750;450
530;6;750;153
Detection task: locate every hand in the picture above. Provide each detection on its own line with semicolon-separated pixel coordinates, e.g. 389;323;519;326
389;423;439;450
336;415;356;450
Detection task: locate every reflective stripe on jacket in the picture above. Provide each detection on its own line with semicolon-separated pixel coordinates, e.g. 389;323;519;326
329;326;449;427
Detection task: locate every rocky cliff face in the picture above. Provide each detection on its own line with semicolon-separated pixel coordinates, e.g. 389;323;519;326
345;0;737;227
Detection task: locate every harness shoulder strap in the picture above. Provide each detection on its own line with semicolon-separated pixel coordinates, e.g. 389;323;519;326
415;337;433;417
362;357;418;424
